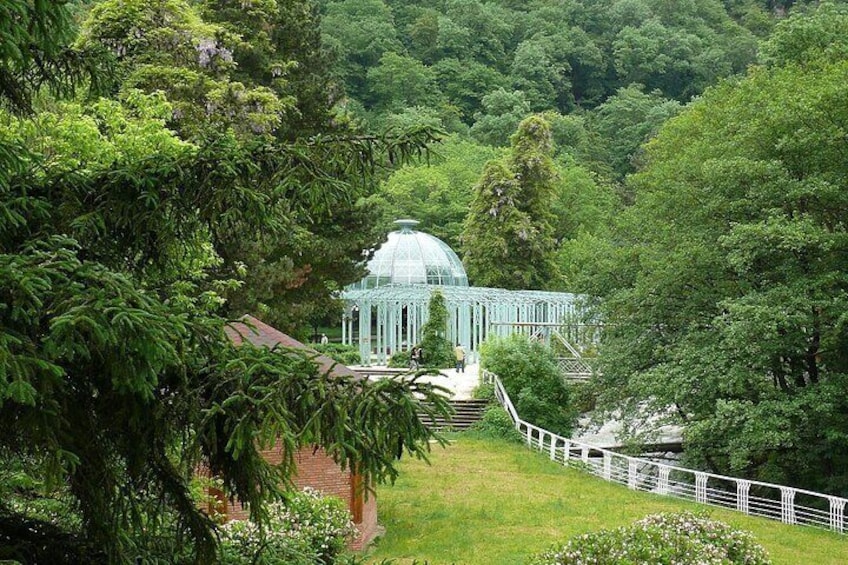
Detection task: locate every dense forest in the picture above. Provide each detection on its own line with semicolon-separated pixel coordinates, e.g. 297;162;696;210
1;0;847;561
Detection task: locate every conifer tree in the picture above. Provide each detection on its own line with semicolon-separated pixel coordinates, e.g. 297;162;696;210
0;2;448;561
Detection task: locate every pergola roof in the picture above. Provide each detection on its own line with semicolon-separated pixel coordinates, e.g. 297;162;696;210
342;283;581;306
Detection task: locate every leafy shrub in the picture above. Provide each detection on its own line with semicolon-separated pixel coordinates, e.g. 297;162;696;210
481;335;576;436
528;511;772;565
469;405;523;443
313;343;361;366
219;487;356;564
388;349;411;368
472;383;496;401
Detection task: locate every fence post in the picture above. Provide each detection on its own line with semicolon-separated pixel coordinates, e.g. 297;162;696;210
628;459;638;490
695;472;708;504
603;453;612;481
550;435;558;461
829;497;846;534
781;487;796;525
581;445;590;464
736;480;751;515
658;466;670;495
563;440;571;463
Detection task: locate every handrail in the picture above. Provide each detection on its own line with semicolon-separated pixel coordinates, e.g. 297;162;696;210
480;369;847;534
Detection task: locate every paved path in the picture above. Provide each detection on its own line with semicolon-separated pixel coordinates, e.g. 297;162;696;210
351;363;481;400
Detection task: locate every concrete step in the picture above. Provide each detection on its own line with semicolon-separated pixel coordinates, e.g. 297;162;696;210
419;399;490;431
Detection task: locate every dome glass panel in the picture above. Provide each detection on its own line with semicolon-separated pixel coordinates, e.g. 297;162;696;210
351;220;468;289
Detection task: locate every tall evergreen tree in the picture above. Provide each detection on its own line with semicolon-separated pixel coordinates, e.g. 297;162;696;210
0;2;449;561
462;114;560;290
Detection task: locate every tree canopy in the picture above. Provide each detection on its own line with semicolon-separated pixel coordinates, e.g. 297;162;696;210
576;3;848;494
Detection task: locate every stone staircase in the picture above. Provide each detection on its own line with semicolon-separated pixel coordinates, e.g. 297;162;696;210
419;399;490;431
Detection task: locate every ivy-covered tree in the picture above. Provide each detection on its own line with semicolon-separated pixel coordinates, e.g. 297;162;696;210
419;290;454;368
462;114;561;290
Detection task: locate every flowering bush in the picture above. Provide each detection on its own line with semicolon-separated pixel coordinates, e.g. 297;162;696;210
220;487;357;564
528;511;772;565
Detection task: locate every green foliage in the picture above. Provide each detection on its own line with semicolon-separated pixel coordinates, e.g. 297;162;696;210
0;5;449;560
313;343;362;366
469;88;531;147
759;1;848;67
365;51;443;111
480;335;576;437
586;84;682;181
468;405;522;443
78;0;291;138
321;0;404;99
219;487;356;565
419;290;453;368
76;0;447;336
367;135;502;250
0;0;109;114
322;0;763;133
529;512;772;565
462;114;561;290
388;349;412;369
568;382;598;414
471;383;495;402
576;7;848;493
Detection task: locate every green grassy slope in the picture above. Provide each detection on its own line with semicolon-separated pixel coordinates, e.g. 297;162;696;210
366;436;847;564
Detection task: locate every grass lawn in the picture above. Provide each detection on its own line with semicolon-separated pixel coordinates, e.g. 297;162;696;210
364;435;847;564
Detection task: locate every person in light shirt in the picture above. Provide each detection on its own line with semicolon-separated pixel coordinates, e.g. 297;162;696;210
453;343;466;373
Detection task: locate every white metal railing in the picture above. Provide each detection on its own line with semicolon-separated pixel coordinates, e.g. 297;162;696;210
480;369;847;534
555;358;593;381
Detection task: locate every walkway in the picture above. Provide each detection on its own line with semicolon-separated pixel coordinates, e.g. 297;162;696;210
351;363;481;400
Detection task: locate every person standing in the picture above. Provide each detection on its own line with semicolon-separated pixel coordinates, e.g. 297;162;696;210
320;333;329;345
454;343;466;373
410;346;423;370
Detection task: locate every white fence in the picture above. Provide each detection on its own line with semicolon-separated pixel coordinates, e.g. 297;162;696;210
480;369;847;534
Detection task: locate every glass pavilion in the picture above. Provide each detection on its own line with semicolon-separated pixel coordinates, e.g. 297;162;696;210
341;220;585;365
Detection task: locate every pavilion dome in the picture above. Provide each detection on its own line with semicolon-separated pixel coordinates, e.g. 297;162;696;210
351;219;468;289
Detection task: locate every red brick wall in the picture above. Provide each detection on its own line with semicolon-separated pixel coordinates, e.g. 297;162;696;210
222;442;379;550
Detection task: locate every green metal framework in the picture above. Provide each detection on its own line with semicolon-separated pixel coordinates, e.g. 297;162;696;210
341;284;588;365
